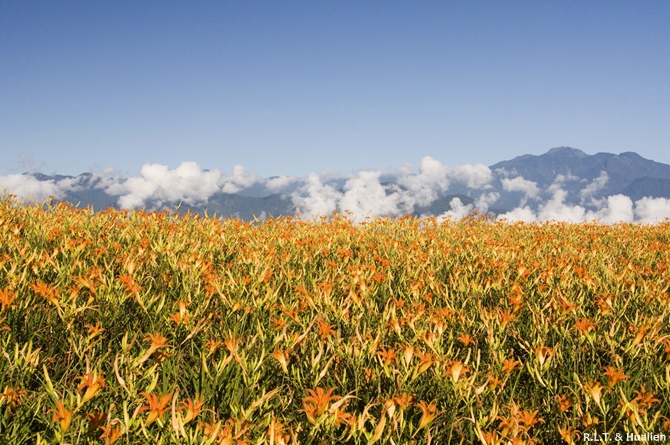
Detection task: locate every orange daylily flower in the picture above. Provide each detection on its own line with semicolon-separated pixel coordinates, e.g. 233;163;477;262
85;321;105;339
556;394;573;413
179;397;205;424
573;318;596;334
501;358;521;373
100;421;123;445
0;287;16;311
119;273;141;294
86;410;107;433
558;425;581;444
582;380;604;406
267;416;291;445
302;387;341;423
533;346;554;368
316;318;336;340
603;366;629;388
457;333;475;347
48;400;73;432
392;392;413;411
445;360;470;383
272;348;290;373
76;371;106;404
518;409;544;431
376;346;398;366
632;386;660;412
138;391;172;425
415;400;438;430
30;281;60;305
0;385;28;414
145;332;169;351
169;300;190;324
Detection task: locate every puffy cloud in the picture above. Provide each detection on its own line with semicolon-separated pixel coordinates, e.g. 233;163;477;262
290;159;495;221
290;173;341;217
537;188;587;222
266;175;299;192
633;197;670;223
580;171;609;205
396;156;451;207
0;173;89;201
586;194;634;223
502;176;540;206
475;192;500;214
338;171;408;220
498;193;640;224
105;162;223;209
497;206;537;223
0;174;64;201
450;163;493;189
220;165;259;194
436;192;500;221
437;197;471;220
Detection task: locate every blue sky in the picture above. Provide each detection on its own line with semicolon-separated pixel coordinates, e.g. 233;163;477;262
2;1;670;178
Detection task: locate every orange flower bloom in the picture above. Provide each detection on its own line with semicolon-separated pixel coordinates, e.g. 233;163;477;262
119;273;141;295
100;421;123;445
48;400;73;432
0;385;27;414
457;333;475;347
632;386;659;412
582;380;604;406
603;366;629;389
556;394;573;414
415;400;438;430
302;387;341;423
138;391;172;426
445;360;470;384
0;287;16;311
76;371;106;404
573;318;596;334
518;409;544;431
179;397;205;424
30;281;60;305
272;348;290;373
501;358;521;373
316;318;336;340
376;346;398;366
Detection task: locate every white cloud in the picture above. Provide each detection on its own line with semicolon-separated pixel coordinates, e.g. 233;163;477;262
396;156;451;207
0;174;64;201
450;163;493;189
633;197;670;223
338;171;407;220
437;197;471;221
105;162;223;209
436;192;499;221
265;175;298;192
502;176;540;206
580;171;609;205
220;165;259;194
497;206;537;223
585;194;634;223
290;173;341;217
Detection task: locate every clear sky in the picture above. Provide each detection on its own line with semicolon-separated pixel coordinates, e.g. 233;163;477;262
2;1;670;178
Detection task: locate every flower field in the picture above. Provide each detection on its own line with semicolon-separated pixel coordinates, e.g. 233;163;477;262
1;196;669;444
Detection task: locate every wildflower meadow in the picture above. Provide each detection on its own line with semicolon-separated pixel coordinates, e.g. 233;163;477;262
1;195;669;444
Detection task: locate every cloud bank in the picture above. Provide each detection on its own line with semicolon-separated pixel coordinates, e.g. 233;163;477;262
2;157;670;224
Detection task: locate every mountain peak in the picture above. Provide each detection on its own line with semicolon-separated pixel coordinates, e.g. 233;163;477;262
545;147;587;158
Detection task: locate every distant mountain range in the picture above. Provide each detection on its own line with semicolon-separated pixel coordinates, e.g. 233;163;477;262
9;147;670;220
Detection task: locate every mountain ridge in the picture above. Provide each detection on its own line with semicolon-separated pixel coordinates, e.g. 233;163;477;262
6;147;670;220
